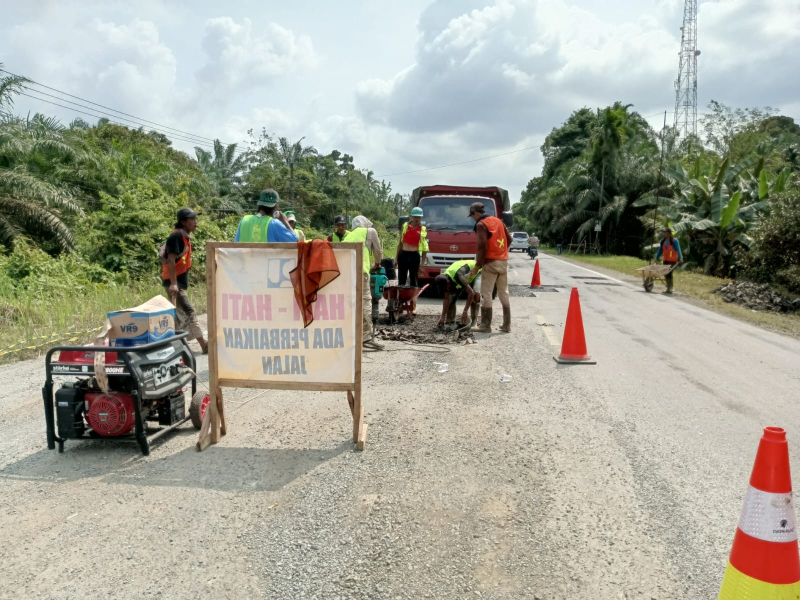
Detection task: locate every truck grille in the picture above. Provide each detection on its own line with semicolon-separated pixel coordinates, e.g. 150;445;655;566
428;254;476;268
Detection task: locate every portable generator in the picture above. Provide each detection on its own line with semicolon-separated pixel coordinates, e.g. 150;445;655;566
43;332;209;456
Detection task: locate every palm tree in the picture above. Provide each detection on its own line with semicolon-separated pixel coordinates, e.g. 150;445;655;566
590;104;634;247
0;114;84;250
0;64;28;116
274;136;318;166
194;139;246;197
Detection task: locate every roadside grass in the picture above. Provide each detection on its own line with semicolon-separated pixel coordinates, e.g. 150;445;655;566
0;282;208;364
555;251;800;337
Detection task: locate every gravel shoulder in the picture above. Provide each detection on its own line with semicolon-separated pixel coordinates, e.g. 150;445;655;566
3;253;797;599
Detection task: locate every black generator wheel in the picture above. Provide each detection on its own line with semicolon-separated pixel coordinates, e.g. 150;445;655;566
190;391;211;430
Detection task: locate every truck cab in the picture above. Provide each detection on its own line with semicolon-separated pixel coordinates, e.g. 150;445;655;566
403;185;513;282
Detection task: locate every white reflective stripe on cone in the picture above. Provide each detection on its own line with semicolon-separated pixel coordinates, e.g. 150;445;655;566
738;486;797;542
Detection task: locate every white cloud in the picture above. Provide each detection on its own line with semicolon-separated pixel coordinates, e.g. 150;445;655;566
355;0;800;152
196;17;318;92
8;16;179;119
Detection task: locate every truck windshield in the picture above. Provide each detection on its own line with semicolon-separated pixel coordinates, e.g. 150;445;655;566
419;197;497;232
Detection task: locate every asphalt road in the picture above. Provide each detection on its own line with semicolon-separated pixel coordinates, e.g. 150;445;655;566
1;251;798;599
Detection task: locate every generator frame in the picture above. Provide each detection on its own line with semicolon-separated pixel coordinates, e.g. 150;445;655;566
42;332;197;456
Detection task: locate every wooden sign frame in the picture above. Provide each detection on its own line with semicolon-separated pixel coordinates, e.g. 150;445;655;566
196;241;366;451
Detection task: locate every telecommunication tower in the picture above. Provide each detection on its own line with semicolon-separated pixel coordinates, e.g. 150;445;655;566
673;0;700;139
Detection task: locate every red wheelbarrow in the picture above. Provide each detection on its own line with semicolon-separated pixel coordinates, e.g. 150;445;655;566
383;284;429;324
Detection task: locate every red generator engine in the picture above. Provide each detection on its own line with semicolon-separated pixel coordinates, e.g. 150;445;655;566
44;333;209;455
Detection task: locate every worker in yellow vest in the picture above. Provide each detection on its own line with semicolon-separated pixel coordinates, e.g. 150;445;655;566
343;215;383;350
234;189;298;243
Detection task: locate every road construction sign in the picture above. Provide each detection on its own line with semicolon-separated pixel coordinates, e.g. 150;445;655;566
198;242;366;452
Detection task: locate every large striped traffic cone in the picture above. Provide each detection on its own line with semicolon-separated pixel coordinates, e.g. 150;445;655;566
719;426;800;598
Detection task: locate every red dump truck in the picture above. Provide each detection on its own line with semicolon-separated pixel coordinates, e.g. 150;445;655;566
401;185;513;282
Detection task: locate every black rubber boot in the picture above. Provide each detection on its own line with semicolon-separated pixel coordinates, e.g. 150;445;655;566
472;308;492;333
499;306;511;333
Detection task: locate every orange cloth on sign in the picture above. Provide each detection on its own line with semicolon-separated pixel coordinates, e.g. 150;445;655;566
290;239;341;328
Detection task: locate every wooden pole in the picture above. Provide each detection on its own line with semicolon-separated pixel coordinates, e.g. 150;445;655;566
352;245;364;447
651;111;668;263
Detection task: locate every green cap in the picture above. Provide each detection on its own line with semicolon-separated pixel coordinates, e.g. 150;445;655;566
258;189;279;208
411;207;424;217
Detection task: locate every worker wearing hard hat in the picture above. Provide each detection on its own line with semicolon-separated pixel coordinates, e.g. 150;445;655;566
394;206;428;314
284;211;305;242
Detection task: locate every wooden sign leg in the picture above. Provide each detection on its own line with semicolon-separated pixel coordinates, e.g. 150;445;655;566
347;390;355;416
352;383;367;450
217;386;227;437
209;385;220;444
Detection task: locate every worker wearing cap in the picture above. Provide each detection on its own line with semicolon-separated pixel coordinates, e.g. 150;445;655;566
655;227;683;294
234;189;298;243
468;202;513;333
327;215;349;243
343;216;383;350
284;211;305;242
161;208;207;353
435;259;481;328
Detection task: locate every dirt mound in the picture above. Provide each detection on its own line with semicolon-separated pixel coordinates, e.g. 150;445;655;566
714;281;800;314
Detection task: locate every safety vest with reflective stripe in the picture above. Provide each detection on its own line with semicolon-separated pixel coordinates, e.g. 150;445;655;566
662;239;679;262
445;260;479;289
483;216;509;261
238;215;272;242
343;227;371;274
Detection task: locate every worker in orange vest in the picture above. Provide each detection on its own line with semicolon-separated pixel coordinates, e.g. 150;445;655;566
160;208;207;353
467;202;513;333
655;227;683;294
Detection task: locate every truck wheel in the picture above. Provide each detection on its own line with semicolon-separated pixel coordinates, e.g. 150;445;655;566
190;391;211;430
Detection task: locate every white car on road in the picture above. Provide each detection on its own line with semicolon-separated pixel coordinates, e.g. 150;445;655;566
510;232;529;252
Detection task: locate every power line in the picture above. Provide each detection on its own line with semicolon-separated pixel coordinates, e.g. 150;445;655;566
17;91;227;151
0;67;228;145
376;145;540;178
18;88;220;148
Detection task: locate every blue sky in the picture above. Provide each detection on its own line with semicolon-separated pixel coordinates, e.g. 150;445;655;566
2;0;798;200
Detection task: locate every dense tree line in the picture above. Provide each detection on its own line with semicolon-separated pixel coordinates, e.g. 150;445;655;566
0;65;408;293
515;100;800;286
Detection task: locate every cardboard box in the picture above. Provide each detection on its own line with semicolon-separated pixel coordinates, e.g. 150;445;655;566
107;295;176;348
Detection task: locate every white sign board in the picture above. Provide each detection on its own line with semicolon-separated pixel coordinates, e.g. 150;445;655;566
214;246;357;385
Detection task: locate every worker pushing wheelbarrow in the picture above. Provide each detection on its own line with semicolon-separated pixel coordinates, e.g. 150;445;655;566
636;228;683;294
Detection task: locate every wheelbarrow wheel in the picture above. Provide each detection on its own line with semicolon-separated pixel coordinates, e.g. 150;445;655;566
643;277;654;293
190;390;211;430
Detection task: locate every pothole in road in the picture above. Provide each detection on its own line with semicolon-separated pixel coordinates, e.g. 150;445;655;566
510;285;562;294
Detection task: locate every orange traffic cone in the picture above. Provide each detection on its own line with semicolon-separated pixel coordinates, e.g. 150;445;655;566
530;259;541;288
718;427;800;598
554;287;596;365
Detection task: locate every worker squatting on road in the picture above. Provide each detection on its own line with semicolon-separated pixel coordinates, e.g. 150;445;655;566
160;208;208;354
233;189;299;243
394;206;429;315
468;202;513;333
343;215;384;350
435;259;481;328
655;227;683;294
